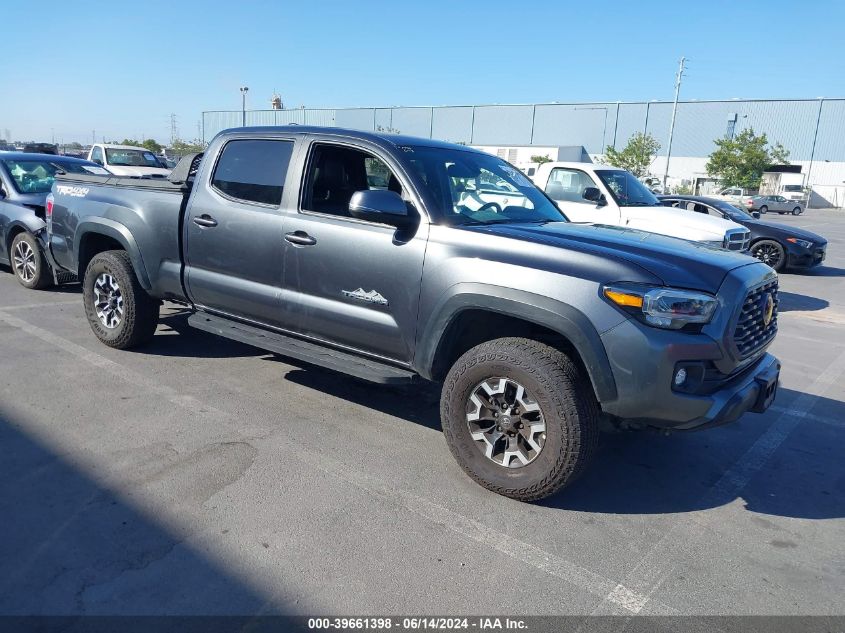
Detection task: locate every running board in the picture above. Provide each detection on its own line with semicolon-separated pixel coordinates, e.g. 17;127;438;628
188;312;418;385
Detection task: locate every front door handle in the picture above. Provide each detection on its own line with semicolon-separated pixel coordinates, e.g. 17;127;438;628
193;214;218;228
284;231;317;246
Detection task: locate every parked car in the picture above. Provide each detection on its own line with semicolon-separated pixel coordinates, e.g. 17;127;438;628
0;152;109;288
744;195;803;216
47;126;781;501
710;187;754;203
87;143;171;178
660;195;827;272
23;143;58;155
531;162;751;251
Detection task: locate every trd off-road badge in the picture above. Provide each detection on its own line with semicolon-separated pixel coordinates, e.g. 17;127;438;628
760;292;775;327
342;288;389;306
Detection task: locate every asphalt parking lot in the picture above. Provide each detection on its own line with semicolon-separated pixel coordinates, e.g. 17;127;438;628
1;210;843;617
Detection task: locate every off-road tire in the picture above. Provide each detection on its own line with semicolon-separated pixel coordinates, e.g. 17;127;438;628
83;250;159;349
441;337;599;501
10;232;52;290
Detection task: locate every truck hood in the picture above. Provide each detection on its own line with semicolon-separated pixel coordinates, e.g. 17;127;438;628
622;205;743;241
463;221;757;292
105;166;171;178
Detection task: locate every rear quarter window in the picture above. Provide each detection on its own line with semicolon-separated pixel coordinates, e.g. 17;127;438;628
211;139;294;206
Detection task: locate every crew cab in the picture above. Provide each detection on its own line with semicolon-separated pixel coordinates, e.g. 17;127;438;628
531;162;751;251
87;143;171;178
47;127;781;501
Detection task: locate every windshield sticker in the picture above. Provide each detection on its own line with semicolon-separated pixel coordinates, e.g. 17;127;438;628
499;164;533;188
56;185;90;197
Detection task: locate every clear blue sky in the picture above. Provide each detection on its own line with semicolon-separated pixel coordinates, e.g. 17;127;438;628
2;0;844;144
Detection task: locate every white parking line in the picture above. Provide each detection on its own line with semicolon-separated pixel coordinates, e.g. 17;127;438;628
770;404;844;428
0;309;230;420
0;307;663;614
0;300;80;312
588;347;845;618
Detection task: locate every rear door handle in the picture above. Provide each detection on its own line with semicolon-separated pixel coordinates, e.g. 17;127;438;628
284;231;317;246
193;214;218;228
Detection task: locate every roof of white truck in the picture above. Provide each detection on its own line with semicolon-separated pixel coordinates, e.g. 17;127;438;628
95;144;150;150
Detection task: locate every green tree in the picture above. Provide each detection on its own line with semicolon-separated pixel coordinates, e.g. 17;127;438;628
706;128;790;189
530;154;552;165
169;138;206;156
141;139;163;154
602;132;661;177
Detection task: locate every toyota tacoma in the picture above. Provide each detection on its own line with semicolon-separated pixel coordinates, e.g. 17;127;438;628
46;126;781;501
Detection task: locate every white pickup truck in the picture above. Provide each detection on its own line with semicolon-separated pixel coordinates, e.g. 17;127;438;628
531;162;750;251
87;144;171;178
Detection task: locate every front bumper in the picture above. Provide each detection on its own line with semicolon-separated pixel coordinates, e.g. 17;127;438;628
600;317;780;431
786;243;826;269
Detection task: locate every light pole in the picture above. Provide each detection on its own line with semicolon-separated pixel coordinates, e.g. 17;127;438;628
663;56;686;192
240;86;249;126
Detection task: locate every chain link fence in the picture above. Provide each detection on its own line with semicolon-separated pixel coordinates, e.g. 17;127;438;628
203;99;845;207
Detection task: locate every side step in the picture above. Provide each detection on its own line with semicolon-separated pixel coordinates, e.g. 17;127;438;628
188;312;418;385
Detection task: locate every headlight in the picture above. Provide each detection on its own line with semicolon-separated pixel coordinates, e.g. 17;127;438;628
786;237;813;249
603;284;718;330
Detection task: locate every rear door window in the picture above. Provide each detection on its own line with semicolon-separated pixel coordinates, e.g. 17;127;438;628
211;139;294;206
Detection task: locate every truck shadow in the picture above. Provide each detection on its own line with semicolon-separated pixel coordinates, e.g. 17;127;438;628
282;369;844;520
141;310;269;360
0;406;284;615
777;291;828;312
543;387;845;519
801;265;845;277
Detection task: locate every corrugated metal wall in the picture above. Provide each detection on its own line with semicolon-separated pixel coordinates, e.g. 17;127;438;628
203;99;845;162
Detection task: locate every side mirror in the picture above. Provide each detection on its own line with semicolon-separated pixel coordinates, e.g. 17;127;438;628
349;189;414;228
582;186;607;207
752;211;761;219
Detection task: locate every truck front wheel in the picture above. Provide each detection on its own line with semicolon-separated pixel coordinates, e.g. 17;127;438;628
82;250;159;349
440;337;599;501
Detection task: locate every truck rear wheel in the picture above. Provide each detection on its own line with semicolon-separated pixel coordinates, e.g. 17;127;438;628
82;250;159;349
440;337;599;501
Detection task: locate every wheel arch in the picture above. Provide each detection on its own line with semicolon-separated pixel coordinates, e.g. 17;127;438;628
417;286;618;404
75;219;151;290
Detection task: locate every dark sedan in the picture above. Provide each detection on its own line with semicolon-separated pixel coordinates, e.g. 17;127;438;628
0;152;109;288
659;195;827;272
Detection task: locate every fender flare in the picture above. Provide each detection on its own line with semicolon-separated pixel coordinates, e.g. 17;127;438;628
74;217;152;290
416;283;618;403
3;216;45;252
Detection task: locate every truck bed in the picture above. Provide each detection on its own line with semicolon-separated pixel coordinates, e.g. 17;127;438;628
49;172;191;301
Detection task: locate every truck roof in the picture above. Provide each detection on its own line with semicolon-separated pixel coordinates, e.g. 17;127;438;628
537;161;619;170
216;125;489;155
94;143;152;150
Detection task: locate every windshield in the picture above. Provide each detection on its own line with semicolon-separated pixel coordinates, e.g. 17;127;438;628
401;146;565;226
710;199;754;219
1;159;108;194
594;169;661;207
105;148;163;168
783;185;803;192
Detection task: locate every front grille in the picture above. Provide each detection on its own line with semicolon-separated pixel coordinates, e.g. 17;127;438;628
724;228;751;252
733;279;779;357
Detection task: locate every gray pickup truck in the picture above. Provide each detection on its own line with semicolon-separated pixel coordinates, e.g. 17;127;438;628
46;126;781;501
